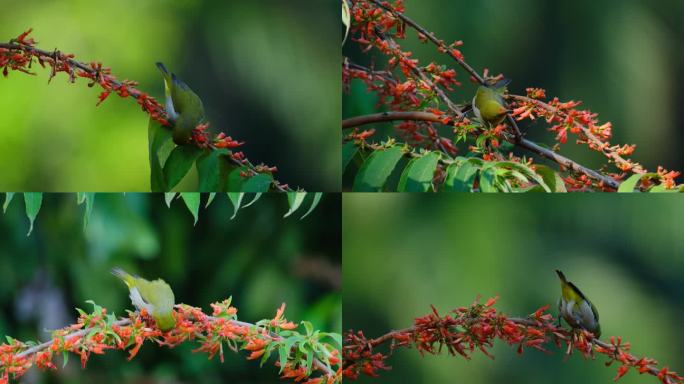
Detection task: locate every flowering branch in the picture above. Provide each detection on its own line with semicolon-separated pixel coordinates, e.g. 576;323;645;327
0;299;341;384
343;0;682;192
343;297;683;384
1;29;294;192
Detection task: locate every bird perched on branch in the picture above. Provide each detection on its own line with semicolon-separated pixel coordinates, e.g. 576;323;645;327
472;78;511;128
156;62;205;146
111;267;176;331
555;269;601;338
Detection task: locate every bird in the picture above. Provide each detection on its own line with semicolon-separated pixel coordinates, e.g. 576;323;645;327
111;267;176;331
156;62;206;146
472;78;511;128
555;269;601;338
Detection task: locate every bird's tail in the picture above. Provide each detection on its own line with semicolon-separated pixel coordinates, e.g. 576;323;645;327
111;267;134;287
555;269;567;282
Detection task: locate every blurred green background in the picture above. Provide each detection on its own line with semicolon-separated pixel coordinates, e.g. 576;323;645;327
0;193;341;383
0;0;340;191
343;0;684;173
343;194;684;383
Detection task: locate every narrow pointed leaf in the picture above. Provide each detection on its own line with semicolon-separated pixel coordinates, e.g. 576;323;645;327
180;193;200;225
242;193;262;208
164;193;177;207
300;193;323;219
205;192;216;208
284;193;307;218
24;193;43;236
3;193;15;213
227;193;244;219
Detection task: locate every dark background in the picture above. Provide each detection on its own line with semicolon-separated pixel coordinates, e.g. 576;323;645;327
343;193;684;383
0;0;340;191
343;0;684;175
0;193;341;383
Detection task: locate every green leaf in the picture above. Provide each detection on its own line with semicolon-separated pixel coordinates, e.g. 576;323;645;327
241;173;272;192
284;193;307;218
533;164;564;193
278;345;289;373
342;141;358;172
205;192;216;208
164;192;177;207
148;118;174;191
227;193;244;220
62;350;69;368
618;173;657;193
478;168;497;192
226;167;247;191
163;145;203;190
444;160;478;192
76;193;95;230
397;152;440;192
196;149;232;192
242;193;262;208
300;193;323;219
301;321;314;336
24;193;42;236
180;193;200;225
353;146;404;191
3;193;15;213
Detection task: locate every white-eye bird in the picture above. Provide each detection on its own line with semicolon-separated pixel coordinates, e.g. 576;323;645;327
111;267;176;331
472;78;511;128
156;62;205;146
555;269;601;338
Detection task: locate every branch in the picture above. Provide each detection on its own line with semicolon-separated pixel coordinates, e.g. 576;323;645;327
1;29;294;192
343;297;683;384
0;299;341;383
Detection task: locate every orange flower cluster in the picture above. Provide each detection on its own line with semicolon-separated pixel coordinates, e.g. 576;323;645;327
343;297;683;384
0;300;341;384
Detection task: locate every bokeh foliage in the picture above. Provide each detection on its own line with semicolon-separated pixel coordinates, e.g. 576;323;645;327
0;193;341;383
0;0;340;191
343;193;684;383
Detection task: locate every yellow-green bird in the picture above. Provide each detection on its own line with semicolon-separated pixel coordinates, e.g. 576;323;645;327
111;267;176;331
555;270;601;338
156;62;206;146
472;79;511;127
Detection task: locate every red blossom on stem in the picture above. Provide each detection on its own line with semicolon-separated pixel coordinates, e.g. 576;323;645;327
0;29;297;192
0;299;341;384
343;297;683;384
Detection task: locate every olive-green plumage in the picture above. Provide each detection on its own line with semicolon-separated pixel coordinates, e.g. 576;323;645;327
472;79;510;127
156;62;205;146
111;267;176;331
555;270;601;338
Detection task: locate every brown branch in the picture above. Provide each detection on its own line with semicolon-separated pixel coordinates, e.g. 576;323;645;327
342;110;621;189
